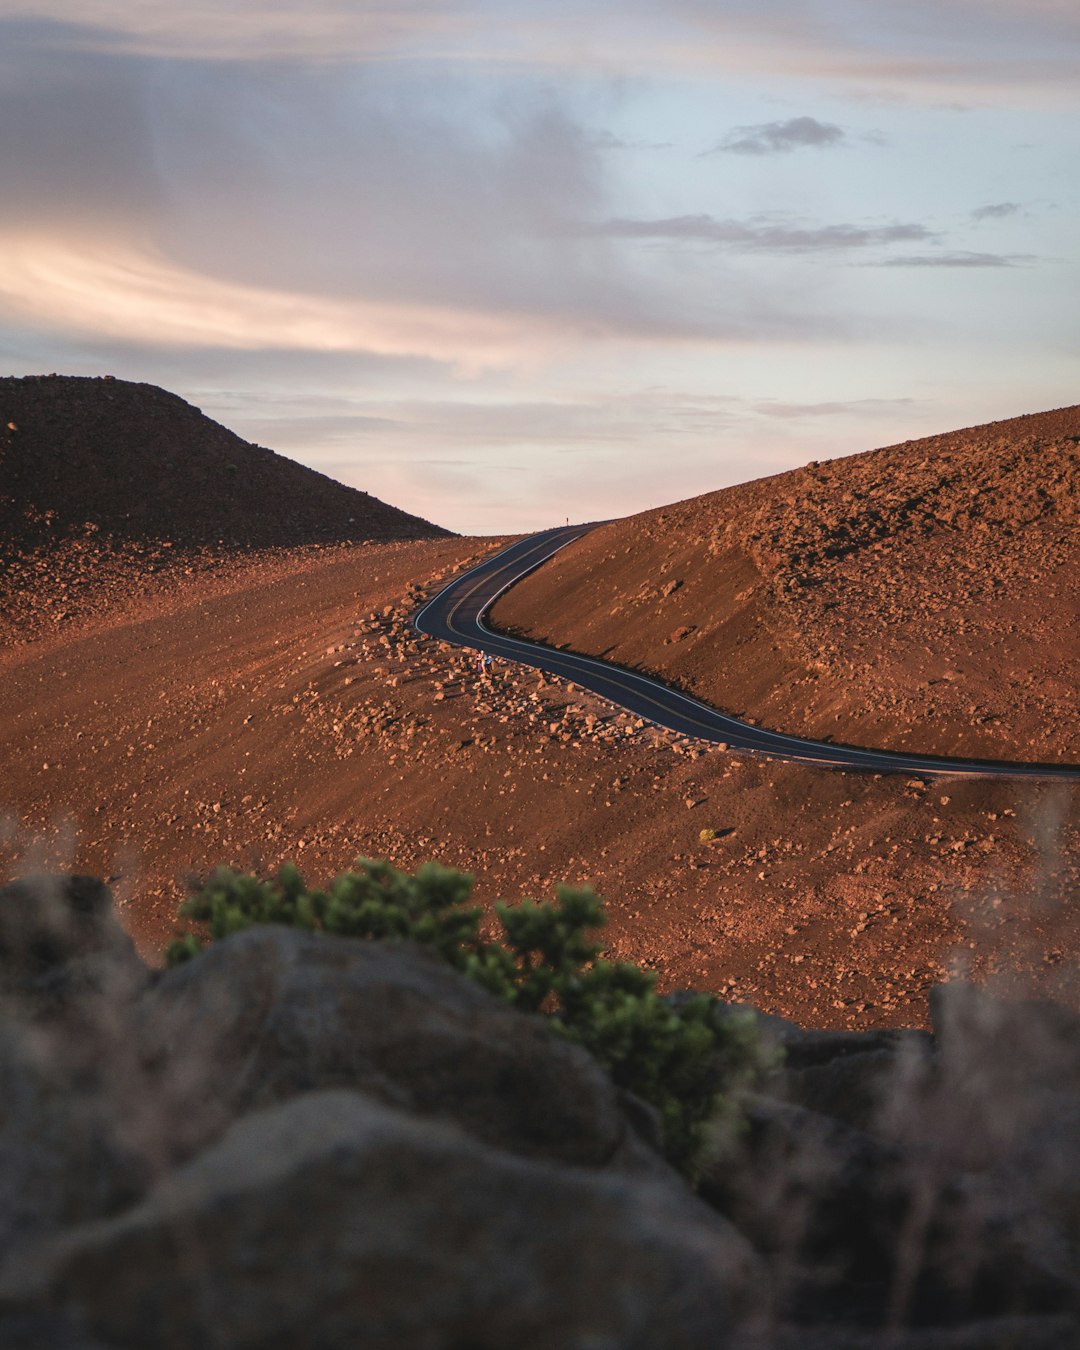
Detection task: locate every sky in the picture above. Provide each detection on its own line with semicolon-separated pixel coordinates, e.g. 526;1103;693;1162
1;2;1077;534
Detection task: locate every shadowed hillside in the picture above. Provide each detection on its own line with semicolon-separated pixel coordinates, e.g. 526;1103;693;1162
0;374;450;645
0;374;447;548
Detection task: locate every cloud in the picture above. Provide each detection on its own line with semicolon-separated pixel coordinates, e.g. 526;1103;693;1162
704;116;846;156
0;5;470;63
752;397;917;420
659;0;1080;102
971;201;1022;220
589;215;935;253
593;130;673;152
1;24;887;358
0;234;591;367
0;30;724;356
5;3;1080;102
876;251;1035;268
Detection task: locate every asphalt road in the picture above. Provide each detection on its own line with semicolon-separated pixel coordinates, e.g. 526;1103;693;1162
413;525;1080;781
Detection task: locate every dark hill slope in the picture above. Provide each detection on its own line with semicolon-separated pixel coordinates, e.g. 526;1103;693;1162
0;375;447;549
0;374;449;646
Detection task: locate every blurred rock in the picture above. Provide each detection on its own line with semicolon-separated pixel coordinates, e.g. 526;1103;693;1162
757;1315;1080;1349
18;1090;763;1350
139;926;667;1175
2;877;1079;1346
0;1019;149;1257
0;875;148;1018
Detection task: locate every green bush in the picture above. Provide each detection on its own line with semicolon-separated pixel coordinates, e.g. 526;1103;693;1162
167;859;768;1173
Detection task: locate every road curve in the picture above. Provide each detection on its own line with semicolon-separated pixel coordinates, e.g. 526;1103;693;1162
413;525;1080;781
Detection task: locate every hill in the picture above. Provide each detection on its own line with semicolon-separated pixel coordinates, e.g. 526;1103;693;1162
2;536;1076;1031
0;393;1077;1032
0;374;449;645
492;406;1080;763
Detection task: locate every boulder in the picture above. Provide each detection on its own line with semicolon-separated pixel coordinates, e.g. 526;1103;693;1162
702;1087;1080;1326
138;927;667;1174
0;1018;149;1259
700;1095;909;1272
925;982;1080;1167
780;1047;911;1133
0;876;148;1018
759;1315;1080;1349
0;1310;114;1350
15;1090;764;1350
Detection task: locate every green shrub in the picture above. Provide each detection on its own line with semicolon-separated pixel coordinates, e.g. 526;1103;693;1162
167;859;768;1174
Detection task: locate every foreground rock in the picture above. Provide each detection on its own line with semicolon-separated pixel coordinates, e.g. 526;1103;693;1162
0;874;1078;1349
138;924;667;1173
10;1091;760;1350
701;991;1080;1330
0;874;148;1017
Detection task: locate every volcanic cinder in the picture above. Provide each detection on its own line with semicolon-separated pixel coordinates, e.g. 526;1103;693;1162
1;380;1077;1030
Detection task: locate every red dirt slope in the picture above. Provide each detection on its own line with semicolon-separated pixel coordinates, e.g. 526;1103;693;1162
493;406;1079;764
2;538;1077;1031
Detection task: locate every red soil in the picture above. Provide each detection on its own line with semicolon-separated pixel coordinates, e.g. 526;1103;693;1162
493;405;1080;764
1;386;1077;1030
2;539;1076;1031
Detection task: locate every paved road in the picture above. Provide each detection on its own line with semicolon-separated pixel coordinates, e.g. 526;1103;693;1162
413;525;1080;781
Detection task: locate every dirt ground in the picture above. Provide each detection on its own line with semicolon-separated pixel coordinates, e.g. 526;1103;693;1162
3;538;1076;1031
3;381;1077;1029
494;405;1079;764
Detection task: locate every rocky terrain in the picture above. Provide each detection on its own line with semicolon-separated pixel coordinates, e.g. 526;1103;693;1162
493;406;1080;764
0;375;448;647
3;533;1077;1030
0;874;1077;1349
1;380;1077;1031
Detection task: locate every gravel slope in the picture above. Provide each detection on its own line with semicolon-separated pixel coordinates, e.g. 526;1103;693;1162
492;406;1079;763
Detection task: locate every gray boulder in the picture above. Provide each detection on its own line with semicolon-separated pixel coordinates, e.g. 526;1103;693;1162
16;1090;764;1350
0;875;148;1018
757;1315;1080;1349
0;1310;115;1350
703;1081;1080;1326
700;1095;909;1268
139;926;667;1173
780;1047;904;1133
0;1018;150;1259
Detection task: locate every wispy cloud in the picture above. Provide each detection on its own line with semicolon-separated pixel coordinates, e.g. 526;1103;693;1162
593;130;673;152
6;4;1080;101
971;201;1022;220
877;251;1035;268
0;234;600;368
752;397;917;420
704;116;846;156
589;215;935;253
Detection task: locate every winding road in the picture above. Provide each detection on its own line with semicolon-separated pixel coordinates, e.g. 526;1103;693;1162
413;525;1080;781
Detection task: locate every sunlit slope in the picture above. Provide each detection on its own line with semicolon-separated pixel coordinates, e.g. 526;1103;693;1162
492;406;1080;763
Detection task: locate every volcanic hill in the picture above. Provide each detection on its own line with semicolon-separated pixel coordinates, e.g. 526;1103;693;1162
1;387;1077;1031
0;374;448;646
492;406;1080;764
